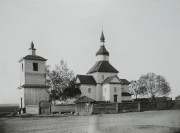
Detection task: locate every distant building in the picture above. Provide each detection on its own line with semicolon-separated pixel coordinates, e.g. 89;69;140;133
18;42;49;110
76;32;132;102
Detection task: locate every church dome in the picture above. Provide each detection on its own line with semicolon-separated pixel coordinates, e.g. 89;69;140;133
96;45;109;56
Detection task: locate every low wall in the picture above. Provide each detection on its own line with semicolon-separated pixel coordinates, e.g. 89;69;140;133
171;100;180;109
140;102;157;111
93;103;117;114
26;105;39;114
51;104;75;113
118;102;139;112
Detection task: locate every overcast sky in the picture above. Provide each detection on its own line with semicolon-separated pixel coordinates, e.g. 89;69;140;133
0;0;180;104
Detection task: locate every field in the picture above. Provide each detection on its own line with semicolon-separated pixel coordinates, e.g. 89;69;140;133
0;110;180;133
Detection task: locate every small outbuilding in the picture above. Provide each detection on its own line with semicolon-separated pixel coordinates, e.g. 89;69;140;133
74;96;95;115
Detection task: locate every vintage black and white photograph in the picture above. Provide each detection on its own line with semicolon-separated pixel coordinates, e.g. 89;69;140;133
0;0;180;133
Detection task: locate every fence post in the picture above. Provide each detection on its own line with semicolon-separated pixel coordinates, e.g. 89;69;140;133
116;103;118;113
138;102;141;112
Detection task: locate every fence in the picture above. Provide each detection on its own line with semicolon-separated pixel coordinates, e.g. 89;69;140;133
93;103;117;114
51;104;75;113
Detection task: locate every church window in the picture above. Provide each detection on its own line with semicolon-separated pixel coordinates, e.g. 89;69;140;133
114;87;117;93
33;63;38;71
104;88;106;93
88;88;91;93
122;88;124;92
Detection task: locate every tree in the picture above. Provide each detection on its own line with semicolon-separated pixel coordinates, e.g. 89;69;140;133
138;73;171;100
46;60;81;103
129;80;144;100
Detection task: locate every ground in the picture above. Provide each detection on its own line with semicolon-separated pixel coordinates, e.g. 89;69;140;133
0;110;180;133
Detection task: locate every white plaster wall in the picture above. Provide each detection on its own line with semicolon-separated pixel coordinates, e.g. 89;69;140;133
122;96;132;101
102;84;110;101
96;55;109;61
109;84;122;103
80;85;96;100
96;84;102;101
121;85;130;93
25;60;46;84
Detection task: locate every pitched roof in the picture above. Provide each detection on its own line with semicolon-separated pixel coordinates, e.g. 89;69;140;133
102;75;122;84
19;84;50;89
96;45;109;56
120;79;130;85
76;75;96;85
74;96;95;103
19;55;47;62
87;61;119;74
122;92;132;96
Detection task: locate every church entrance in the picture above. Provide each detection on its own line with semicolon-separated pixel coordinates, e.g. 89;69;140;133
114;95;117;102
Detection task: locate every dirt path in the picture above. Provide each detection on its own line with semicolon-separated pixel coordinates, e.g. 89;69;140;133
0;110;180;133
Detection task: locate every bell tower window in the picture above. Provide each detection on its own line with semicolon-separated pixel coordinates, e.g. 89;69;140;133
33;63;38;71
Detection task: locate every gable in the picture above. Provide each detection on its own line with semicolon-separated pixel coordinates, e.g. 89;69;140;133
102;75;122;85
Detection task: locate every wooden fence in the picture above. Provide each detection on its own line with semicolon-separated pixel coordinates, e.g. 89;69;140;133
51;104;75;113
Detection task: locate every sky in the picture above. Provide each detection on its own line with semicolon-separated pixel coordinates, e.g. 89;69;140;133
0;0;180;104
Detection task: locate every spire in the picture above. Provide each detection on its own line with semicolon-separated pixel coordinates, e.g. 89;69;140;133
30;41;36;50
100;31;105;43
29;41;36;55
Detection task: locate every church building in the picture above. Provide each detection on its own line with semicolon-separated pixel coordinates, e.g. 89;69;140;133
76;32;132;102
18;42;49;110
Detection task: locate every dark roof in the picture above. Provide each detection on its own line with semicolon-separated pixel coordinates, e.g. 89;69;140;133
74;96;95;103
96;45;109;56
19;55;47;62
100;31;105;42
21;84;50;89
120;79;130;85
76;75;96;85
102;75;122;84
122;92;132;96
87;61;119;74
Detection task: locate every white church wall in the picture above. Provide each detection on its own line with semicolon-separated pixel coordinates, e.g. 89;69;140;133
109;84;122;103
79;85;96;100
102;84;110;101
121;85;130;93
19;88;25;108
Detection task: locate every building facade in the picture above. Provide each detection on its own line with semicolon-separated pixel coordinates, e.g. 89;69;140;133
18;42;49;110
76;32;132;103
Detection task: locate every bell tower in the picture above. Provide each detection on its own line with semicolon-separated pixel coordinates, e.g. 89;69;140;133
18;42;49;112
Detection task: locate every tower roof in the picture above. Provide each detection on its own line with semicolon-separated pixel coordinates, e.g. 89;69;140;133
100;31;105;42
87;61;119;74
29;41;36;50
96;45;109;56
19;55;47;62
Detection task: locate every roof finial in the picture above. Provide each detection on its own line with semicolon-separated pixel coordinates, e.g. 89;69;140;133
100;30;105;43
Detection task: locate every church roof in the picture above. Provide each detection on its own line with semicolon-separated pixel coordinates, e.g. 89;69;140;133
74;96;95;103
76;75;96;85
19;55;47;62
120;79;131;85
87;61;119;74
96;45;109;56
122;92;132;96
102;75;122;84
19;84;50;89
